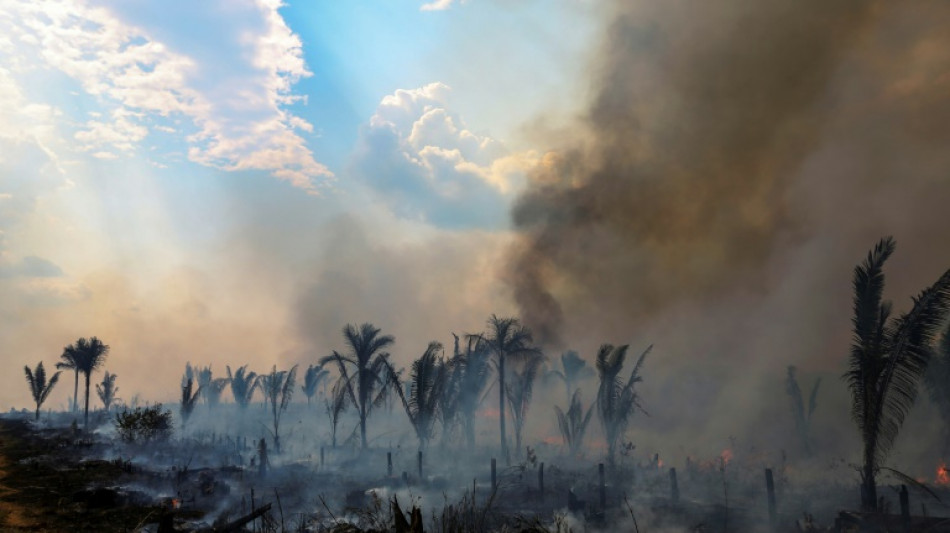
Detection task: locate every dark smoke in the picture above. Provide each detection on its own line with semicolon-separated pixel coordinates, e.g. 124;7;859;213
509;1;877;346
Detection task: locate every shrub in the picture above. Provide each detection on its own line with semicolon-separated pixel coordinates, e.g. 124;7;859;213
114;404;173;443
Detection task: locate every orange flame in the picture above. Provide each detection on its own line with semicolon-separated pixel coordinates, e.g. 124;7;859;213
937;462;949;485
720;449;733;465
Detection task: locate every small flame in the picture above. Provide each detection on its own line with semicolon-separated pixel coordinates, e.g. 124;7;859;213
937;462;949;485
720;449;733;465
657;458;664;468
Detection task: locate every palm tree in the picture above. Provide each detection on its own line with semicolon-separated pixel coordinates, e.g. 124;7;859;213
24;362;61;421
506;352;545;457
321;323;399;450
844;237;950;511
474;315;540;463
454;335;493;452
548;351;594;404
69;337;110;429
227;365;259;409
96;371;119;411
259;364;299;453
924;321;950;456
56;347;79;413
393;342;446;451
302;363;330;406
596;343;651;467
555;389;595;457
180;367;202;429
785;365;821;456
325;380;347;448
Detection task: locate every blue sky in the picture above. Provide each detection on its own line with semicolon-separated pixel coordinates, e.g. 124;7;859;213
0;0;598;406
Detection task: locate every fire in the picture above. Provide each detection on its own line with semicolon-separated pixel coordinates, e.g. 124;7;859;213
657;459;664;468
937;462;950;485
720;449;733;465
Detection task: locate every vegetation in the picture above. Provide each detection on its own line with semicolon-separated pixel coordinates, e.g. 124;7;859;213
322;323;400;450
55;347;79;413
785;365;820;456
548;350;593;404
180;365;202;429
844;237;950;511
596;343;650;467
925;321;950;455
114;404;173;443
227;364;259;409
506;351;545;457
259;364;299;453
95;371;119;411
453;335;493;452
64;337;110;429
24;362;61;421
474;315;540;464
302;363;330;406
394;342;445;451
555;389;595;457
325;380;347;447
197;365;229;407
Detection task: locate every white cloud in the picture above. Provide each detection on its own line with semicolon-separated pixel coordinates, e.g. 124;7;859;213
420;0;456;11
0;0;332;190
352;83;537;228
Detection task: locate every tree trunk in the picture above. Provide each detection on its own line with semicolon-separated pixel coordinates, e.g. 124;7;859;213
861;465;877;511
73;370;79;413
84;372;91;429
360;407;368;449
35;406;40;421
498;353;508;464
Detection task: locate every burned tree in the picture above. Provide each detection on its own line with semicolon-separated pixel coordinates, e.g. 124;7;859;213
67;337;110;429
844;237;950;511
325;380;347;448
197;365;229;407
506;352;545;458
394;342;446;452
454;335;492;452
24;362;61;421
227;364;259;410
96;371;119;412
180;365;202;430
322;323;400;450
259;364;299;453
596;343;651;467
56;347;79;413
555;389;595;458
548;350;594;405
473;315;540;464
302;363;330;407
785;366;820;456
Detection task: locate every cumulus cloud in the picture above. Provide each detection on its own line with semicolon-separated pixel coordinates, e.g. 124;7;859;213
352;82;536;228
420;0;456;12
0;0;331;189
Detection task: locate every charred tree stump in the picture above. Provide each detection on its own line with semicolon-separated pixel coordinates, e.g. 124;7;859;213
539;462;544;502
765;468;777;529
491;458;497;492
418;450;423;481
670;467;680;506
321;446;325;469
900;484;910;531
388;452;393;477
599;463;606;511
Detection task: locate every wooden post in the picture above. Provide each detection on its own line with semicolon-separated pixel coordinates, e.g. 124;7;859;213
765;468;777;529
670;467;680;505
539;462;544;501
491;458;497;492
388;452;393;477
320;446;325;468
900;484;910;531
402;471;409;486
418;450;423;480
599;463;606;511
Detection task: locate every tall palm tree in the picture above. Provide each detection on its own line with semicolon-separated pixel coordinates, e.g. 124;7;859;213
844;237;950;511
506;352;545;457
393;342;446;451
548;350;594;404
474;315;540;463
69;337;110;429
56;347;79;413
454;335;493;452
555;389;595;457
259;364;298;453
924;321;950;456
96;371;119;411
24;362;61;421
596;343;650;467
227;365;259;409
321;323;399;450
302;363;330;406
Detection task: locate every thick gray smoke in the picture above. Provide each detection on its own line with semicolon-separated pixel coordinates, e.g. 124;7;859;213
507;1;950;463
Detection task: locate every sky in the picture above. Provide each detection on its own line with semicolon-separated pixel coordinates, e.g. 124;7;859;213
4;0;950;465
